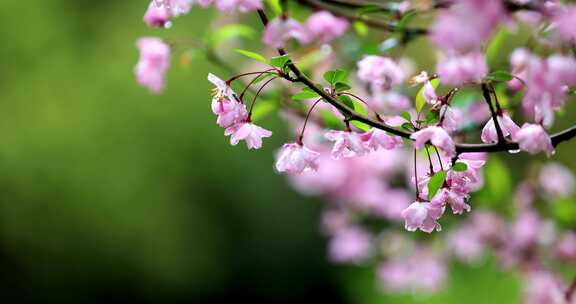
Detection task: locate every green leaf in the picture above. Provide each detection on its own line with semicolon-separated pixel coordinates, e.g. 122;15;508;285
551;198;576;227
487;71;514;82
269;55;290;68
350;100;370;131
321;110;343;130
452;162;468;172
428;170;447;200
324;69;348;85
266;0;282;15
235;49;267;63
210;24;256;47
486;27;509;66
425;111;439;124
415;78;439;113
292;87;320;101
401;122;414;131
400;111;412;122
337;95;354;109
396;10;417;30
334;82;352;92
353;21;369;36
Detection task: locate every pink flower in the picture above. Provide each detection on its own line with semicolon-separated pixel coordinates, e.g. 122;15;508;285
480;112;520;143
410;126;456;158
436;52;488;86
401;201;444;233
275;142;321;174
214;0;262;12
448;225;485;263
262;17;311;48
423;81;440;105
357;56;406;90
539;162;575;198
134;37;171;94
208;73;248;128
523;271;567;304
431;188;470;215
360;129;403;151
143;0;193;28
325;130;370;159
328;226;372;263
555;232;576;261
553;5;576;43
513;123;555;157
305;11;349;44
227;122;272;149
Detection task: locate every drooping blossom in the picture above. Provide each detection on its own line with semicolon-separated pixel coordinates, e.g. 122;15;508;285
436;52;488;86
552;5;576;43
513;123;555;157
431;188;470;215
328;226;372;263
275;142;321;174
144;0;193;28
423;80;440;105
262;17;311;49
555;232;576;261
305;11;349;44
226;122;272;149
214;0;262;12
208;73;248;128
360;128;403;151
357;56;406;90
135;37;171;94
539;162;575;199
448;224;485;263
401;201;444;233
410;126;456;158
480;112;520;143
523;271;567;304
325;130;370;159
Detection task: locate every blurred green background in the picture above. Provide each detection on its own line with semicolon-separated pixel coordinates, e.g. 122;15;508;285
0;1;574;303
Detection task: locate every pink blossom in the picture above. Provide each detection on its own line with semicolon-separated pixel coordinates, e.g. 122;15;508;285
143;0;194;28
135;37;171;94
523;271;567;304
423;80;440;105
262;17;311;49
214;0;262;12
553;5;576;43
436;52;488;86
325;130;370;159
305;11;349;44
410;126;456;158
513;123;555;157
448;225;485;263
539;162;575;198
401;201;444;233
430;0;504;54
369;91;411;114
357;56;406;90
227;122;272;149
556;232;576;261
480;112;520;143
360;129;403;151
275;142;321;174
431;188;470;215
328;226;372;263
208;73;248;128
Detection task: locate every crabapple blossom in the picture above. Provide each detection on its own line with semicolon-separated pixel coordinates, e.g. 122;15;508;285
324;130;370;159
305;11;349;44
410;126;456;158
481;112;520;143
227;122;272;150
401;201;444;233
144;0;193;28
553;5;576;43
436;52;488;86
275;142;320;174
357;56;406;90
214;0;262;12
556;232;576;261
135;37;171;94
539;162;575;199
360;128;403;151
208;73;248;128
262;17;311;49
513;123;555;157
431;188;471;215
523;271;567;304
328;226;372;263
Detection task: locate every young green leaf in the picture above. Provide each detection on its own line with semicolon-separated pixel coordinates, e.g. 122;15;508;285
270;55;290;68
452;162;468;172
415;78;439;113
324;69;348;85
292;88;320;101
235;49;267;63
400;111;412;122
334;82;352;92
210;24;256;47
351;100;370;131
337;95;355;109
428;170;447;200
487;71;514;82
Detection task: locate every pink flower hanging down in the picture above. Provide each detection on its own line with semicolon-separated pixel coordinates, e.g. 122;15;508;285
208;74;248;128
480;112;520;143
275;143;321;174
401;201;444;233
135;37;171;94
436;52;488;86
305;11;349;44
431;188;470;215
360;129;403;151
143;0;194;28
512;123;555;157
214;0;262;12
357;56;406;90
226;122;272;150
262;17;311;49
325;130;370;159
553;5;576;43
410;126;456;158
